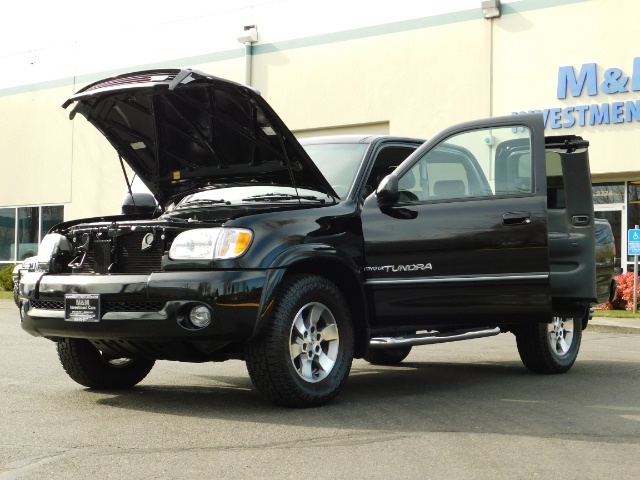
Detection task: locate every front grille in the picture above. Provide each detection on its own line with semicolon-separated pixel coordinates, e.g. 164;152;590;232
103;302;166;313
94;239;112;274
119;233;164;274
31;300;64;310
69;231;167;275
30;300;166;313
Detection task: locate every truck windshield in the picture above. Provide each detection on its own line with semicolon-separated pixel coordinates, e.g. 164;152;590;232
302;143;368;198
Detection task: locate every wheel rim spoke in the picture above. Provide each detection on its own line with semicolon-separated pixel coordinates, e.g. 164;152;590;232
558;337;570;354
320;323;339;341
547;316;574;356
290;342;303;360
301;358;314;380
317;352;335;373
308;304;325;327
292;314;307;339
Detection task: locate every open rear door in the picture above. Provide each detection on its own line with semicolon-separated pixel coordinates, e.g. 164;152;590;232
545;136;596;310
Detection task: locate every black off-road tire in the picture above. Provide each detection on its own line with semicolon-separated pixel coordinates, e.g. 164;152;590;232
13;281;19;306
245;274;354;408
365;346;413;365
515;316;582;374
57;338;155;389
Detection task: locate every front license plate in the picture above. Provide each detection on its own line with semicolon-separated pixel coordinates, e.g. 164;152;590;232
64;294;101;322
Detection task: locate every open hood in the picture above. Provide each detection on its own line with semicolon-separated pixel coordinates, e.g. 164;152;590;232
63;68;337;203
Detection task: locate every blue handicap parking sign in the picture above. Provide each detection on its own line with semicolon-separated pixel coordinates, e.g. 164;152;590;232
629;229;640;256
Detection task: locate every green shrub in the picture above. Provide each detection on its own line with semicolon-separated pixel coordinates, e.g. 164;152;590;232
0;264;17;291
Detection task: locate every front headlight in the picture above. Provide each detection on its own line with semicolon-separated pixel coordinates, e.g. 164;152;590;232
169;228;253;260
215;228;253;259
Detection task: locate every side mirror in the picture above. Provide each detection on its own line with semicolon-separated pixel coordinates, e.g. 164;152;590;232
376;174;399;207
121;192;158;215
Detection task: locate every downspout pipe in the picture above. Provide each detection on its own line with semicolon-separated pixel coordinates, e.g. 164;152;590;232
244;43;253;86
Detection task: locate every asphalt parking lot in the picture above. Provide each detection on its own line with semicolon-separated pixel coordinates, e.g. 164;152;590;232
1;300;639;479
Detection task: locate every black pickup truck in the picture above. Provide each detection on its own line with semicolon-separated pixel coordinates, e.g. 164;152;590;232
18;69;613;407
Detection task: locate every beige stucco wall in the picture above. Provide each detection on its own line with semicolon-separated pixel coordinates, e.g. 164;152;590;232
253;20;491;139
493;0;640;178
1;0;639;225
0;85;74;207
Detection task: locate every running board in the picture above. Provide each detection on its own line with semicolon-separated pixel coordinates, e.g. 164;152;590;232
369;327;501;349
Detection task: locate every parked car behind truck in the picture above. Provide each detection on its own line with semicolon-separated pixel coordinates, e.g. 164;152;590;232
18;69;614;407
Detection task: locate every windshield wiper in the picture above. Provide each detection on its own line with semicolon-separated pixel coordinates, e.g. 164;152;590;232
178;198;230;208
242;193;325;203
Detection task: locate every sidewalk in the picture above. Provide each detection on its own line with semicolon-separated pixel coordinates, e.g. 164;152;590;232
588;316;640;335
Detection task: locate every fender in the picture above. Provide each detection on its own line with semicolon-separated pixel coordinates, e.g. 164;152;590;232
251;243;369;340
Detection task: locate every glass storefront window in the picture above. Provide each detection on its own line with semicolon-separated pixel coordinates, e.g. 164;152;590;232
595;210;622;270
17;207;39;261
0;208;16;262
0;205;64;264
41;206;64;234
593;182;625;204
628;182;640;264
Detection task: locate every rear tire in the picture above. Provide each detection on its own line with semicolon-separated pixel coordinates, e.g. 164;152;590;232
245;274;354;407
57;338;155;389
515;316;582;374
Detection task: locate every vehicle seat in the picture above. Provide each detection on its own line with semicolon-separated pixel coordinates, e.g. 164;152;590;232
398;170;415;190
432;180;466;199
398;170;419;201
513;176;531;192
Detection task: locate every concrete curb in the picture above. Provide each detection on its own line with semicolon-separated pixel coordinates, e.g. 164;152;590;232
587;317;640;335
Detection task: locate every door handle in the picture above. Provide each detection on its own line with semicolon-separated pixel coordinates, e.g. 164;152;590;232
502;212;531;225
572;215;590;226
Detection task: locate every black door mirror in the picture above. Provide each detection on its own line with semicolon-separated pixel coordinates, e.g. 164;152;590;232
376;173;399;207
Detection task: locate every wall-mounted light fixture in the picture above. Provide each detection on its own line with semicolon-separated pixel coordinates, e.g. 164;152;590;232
237;25;258;44
481;0;501;19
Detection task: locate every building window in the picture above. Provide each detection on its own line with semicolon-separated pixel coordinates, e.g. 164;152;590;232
0;205;64;263
42;206;64;235
593;182;625;204
0;208;16;262
628;182;640;264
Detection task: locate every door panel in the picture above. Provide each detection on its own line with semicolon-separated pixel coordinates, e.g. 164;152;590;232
546;142;596;303
362;114;550;329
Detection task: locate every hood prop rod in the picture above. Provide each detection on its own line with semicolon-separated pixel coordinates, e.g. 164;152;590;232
119;153;136;212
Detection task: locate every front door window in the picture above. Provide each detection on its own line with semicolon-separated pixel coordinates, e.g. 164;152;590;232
396;126;533;203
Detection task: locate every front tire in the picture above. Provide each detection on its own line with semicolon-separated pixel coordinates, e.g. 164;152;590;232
515;316;582;374
57;338;155;389
13;280;19;306
245;274;354;407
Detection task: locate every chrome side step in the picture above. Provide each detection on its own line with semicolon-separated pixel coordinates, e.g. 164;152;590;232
369;327;501;349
